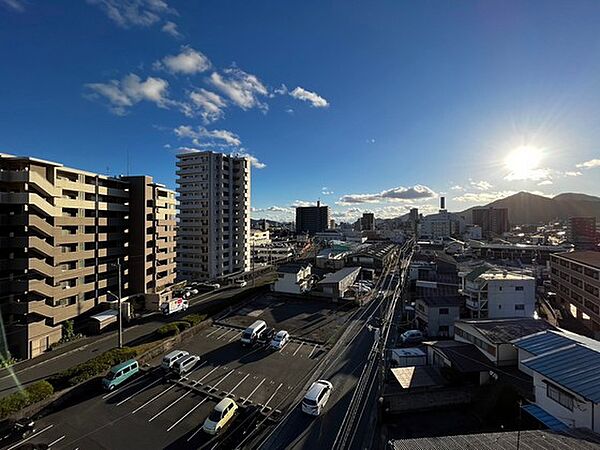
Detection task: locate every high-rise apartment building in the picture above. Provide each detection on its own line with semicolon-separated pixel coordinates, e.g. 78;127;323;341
567;217;598;250
472;207;509;237
361;213;375;231
176;151;251;281
123;176;176;310
295;201;329;234
550;251;600;338
0;153;130;359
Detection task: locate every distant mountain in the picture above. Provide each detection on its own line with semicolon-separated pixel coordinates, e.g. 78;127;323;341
459;191;600;225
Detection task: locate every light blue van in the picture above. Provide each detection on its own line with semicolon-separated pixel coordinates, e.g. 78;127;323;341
102;359;139;391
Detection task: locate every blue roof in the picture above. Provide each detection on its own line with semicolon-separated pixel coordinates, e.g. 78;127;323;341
523;344;600;403
512;330;576;355
522;404;569;432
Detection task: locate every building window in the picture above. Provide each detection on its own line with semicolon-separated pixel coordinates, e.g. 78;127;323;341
515;286;524;291
546;382;574;411
515;304;525;310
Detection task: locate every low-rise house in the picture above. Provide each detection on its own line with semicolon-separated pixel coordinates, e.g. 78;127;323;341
347;242;395;271
317;266;361;300
425;340;494;386
415;296;462;337
273;263;312;294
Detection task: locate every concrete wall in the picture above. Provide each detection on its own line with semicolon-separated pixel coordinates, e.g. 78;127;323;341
487;278;536;319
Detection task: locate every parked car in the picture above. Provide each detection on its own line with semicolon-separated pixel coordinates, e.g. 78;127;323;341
0;418;36;446
172;354;200;376
302;380;333;415
208;283;221;289
240;320;267;347
400;329;424;345
102;359;139;391
270;330;290;350
203;398;238;435
190;288;199;295
161;350;189;370
258;327;276;345
235;279;248;288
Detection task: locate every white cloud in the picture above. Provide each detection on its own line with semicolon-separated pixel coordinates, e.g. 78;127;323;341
1;0;26;12
285;108;294;115
538;180;553;186
237;153;266;169
189;89;226;123
450;185;464;191
175;147;266;169
338;185;436;205
564;171;583;177
321;187;334;195
86;73;170;115
156;47;211;75
367;138;376;144
289;86;329;108
469;180;492;191
576;158;600;169
161;21;182;39
209;68;268;111
174;125;241;147
87;0;174;28
505;167;551;181
453;190;517;204
291;200;316;208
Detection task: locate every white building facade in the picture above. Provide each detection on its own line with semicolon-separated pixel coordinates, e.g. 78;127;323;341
273;264;312;294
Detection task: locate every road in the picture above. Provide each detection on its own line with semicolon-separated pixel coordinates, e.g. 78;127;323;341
0;276;272;398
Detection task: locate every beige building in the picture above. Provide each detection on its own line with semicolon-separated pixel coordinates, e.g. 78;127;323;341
0;153;129;359
122;176;176;311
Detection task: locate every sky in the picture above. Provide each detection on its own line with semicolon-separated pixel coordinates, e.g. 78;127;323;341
1;0;600;223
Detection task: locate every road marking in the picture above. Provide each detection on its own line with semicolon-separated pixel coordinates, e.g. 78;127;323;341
262;383;283;411
7;424;53;450
131;385;176;414
116;377;162;406
244;377;266;403
217;329;233;340
308;345;318;359
48;435;66;447
206;327;221;338
166;398;208;432
209;369;234;391
228;331;242;342
194;365;220;384
292;342;304;356
149;390;192;422
226;373;250;396
187;423;205;442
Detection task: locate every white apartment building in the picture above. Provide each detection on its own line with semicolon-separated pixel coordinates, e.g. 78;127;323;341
176;151;251;281
461;267;536;319
273;263;312;294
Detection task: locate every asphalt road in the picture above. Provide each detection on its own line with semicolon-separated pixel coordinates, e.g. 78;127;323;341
0;278;272;399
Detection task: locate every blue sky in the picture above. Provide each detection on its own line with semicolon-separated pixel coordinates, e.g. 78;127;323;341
1;0;600;222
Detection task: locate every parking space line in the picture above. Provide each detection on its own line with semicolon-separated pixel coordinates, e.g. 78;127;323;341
102;372;149;399
7;424;53;450
262;383;283;411
226;373;250;396
148;390;192;422
48;435;66;447
195;365;220;383
131;385;176;414
292;342;304;356
116;377;162;406
187;424;204;442
244;377;266;403
209;369;234;391
166;398;208;432
308;345;318;359
217;329;233;340
206;327;222;338
228;331;241;342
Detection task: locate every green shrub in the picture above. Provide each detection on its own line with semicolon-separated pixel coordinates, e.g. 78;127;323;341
0;381;54;419
183;314;206;326
174;321;191;332
155;323;180;338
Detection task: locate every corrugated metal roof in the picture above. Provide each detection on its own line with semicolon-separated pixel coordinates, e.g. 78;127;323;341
522;404;569;432
523;344;600;403
513;330;600;355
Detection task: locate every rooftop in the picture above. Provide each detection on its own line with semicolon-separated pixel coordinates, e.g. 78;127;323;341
512;329;600;356
426;341;492;373
318;266;361;284
418;296;463;308
555;251;600;269
277;263;311;274
456;318;556;344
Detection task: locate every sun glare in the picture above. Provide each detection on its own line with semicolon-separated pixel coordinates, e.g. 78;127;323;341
504;145;545;181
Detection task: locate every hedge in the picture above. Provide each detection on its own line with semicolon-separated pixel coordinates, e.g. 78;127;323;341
183;314;207;326
48;347;138;391
0;381;54;419
155;323;181;338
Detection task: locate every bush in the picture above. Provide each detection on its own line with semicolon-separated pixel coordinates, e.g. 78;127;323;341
183;314;207;326
48;347;138;391
174;321;190;332
155;323;180;338
0;381;54;419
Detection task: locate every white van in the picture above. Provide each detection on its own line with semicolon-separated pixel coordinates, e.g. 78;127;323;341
240;320;267;347
161;350;189;370
172;354;200;376
302;380;333;416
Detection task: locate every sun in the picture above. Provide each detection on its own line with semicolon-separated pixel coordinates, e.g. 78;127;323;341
504;145;545;181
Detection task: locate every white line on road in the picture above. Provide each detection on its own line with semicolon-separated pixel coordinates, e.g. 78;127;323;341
187;424;205;442
166;398;208;432
262;383;283;411
195;365;220;383
7;424;53;450
292;342;304;356
103;373;149;399
131;385;176;414
48;435;66;447
228;331;242;342
209;369;234;391
308;345;318;359
243;377;266;403
206;327;222;338
226;373;250;396
217;329;233;340
149;390;192;422
116;377;162;406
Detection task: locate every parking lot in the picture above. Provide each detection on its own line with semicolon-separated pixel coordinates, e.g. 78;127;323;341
7;294;352;449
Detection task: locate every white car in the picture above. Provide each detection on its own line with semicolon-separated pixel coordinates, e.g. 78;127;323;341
400;329;424;345
235;280;248;288
190;288;199;295
302;380;333;416
270;330;290;350
172;354;200;376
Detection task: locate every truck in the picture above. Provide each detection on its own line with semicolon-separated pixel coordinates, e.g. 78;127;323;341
160;297;189;315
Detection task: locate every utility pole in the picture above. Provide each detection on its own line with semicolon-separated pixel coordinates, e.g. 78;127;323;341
110;259;123;348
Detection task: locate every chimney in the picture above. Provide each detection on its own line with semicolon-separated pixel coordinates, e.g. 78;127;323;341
440;196;446;210
317;200;320;208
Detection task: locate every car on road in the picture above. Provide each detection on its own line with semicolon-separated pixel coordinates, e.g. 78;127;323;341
270;330;290;350
203;398;239;435
0;418;36;446
102;359;139;391
302;379;333;416
235;279;248;288
240;320;267;347
190;288;199;295
172;354;200;376
208;283;221;289
400;329;424;345
161;350;189;370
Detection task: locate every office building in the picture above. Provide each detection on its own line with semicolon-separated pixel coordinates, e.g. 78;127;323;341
567;217;597;250
176;151;251;281
0;153;130;359
550;251;600;337
123;176;176;310
361;212;375;231
420;196;464;239
472;207;509;237
295;201;329;234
